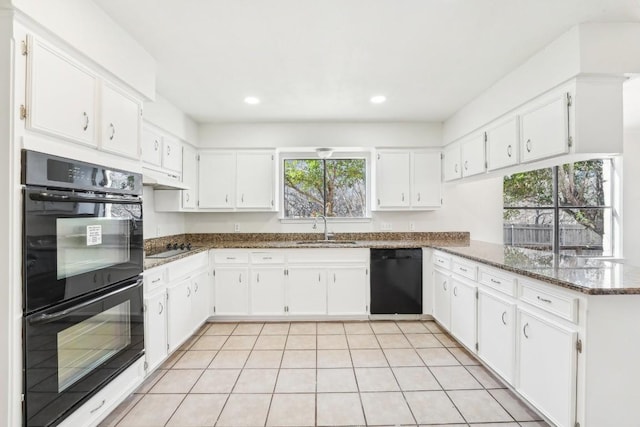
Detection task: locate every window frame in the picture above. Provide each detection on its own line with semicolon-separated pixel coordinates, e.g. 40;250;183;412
279;150;372;223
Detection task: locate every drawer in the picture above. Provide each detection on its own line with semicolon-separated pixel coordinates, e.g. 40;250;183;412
452;258;477;281
519;280;578;323
433;252;451;270
250;251;285;264
167;252;209;282
478;267;517;297
144;268;165;292
287;248;369;264
213;251;250;264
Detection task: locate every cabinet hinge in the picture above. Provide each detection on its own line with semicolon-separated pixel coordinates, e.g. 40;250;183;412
21;40;28;56
213;269;216;277
142;304;147;313
19;104;27;120
271;154;274;161
21;393;24;402
213;306;216;313
366;268;368;275
483;132;487;143
476;289;479;299
366;305;369;312
575;423;580;427
440;153;444;160
143;361;148;371
197;200;200;207
167;343;169;351
568;135;573;148
576;338;582;353
197;154;200;161
441;198;443;205
377;153;380;160
271;200;274;206
567;92;573;107
475;342;478;351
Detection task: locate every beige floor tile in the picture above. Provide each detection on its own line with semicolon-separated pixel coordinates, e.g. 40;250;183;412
281;350;316;368
98;393;141;427
423;321;446;333
383;348;424;367
232;323;264;335
178;335;199;351
216;394;271;427
518;421;551;426
317;322;345;334
360;391;415;425
173;350;217;369
245;350;283;368
448;389;514;423
233;368;278;393
222;335;257;350
209;350;250;369
343;321;374;334
393;367;442;391
405;390;465;424
204;322;236;335
190;335;227;351
166;394;227;426
417;348;460;366
316;393;365;426
117;394;184;426
347;334;380;349
377;333;412;349
161;350;185;369
468;423;520;427
355;367;399;391
275;368;316;393
260;322;290;335
350;349;389;367
419;425;467;427
397;321;429;333
253;335;287;350
134;370;166;394
317;334;348;349
148;369;202;394
317;368;358;392
449;347;481;365
370;321;402;334
289;322;317;335
406;333;444;348
435;333;462;347
191;369;240;393
266;393;315;426
466;365;508;389
489;389;543;421
317;349;352;368
285;334;316;349
431;366;483;390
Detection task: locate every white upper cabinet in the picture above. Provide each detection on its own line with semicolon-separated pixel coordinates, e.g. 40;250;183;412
198;151;236;208
182;144;198;209
141;127;162;166
443;144;461;182
460;133;486;177
236;151;275;209
520;93;569;163
486;117;519;171
162;135;183;173
141;124;183;174
375;149;441;210
100;82;141;159
26;35;98;147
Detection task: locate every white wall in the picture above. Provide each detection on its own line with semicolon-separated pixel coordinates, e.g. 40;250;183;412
143;94;199;144
143;187;186;238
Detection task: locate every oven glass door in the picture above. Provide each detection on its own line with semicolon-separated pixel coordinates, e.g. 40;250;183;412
24;188;143;313
24;279;144;427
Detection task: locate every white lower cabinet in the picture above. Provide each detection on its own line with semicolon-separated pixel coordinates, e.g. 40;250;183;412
449;277;477;351
214;266;249;315
287;267;327;315
191;270;210;326
143;290;168;372
477;289;515;383
433;268;451;330
517;308;577;427
167;278;193;352
327;266;368;315
251;266;286;315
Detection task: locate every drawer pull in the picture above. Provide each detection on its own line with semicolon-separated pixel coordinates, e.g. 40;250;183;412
453;287;458;297
226;257;236;260
82;111;89;131
523;323;530;339
459;267;468;272
158;301;164;315
151;278;161;284
490;278;501;284
537;296;553;304
263;257;272;260
443;281;447;291
90;399;106;414
501;311;507;325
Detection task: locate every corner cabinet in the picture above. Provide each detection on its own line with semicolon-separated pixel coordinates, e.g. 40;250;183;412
375;149;441;210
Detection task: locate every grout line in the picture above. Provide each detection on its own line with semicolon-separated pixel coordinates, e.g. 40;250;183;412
346;321;369;427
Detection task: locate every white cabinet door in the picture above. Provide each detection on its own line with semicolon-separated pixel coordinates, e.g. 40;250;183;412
214;267;249;315
327;266;367;315
198;152;235;208
443;144;461;181
191;270;210;328
144;290;167;372
162;135;183;173
520;94;569;163
517;309;577;427
167;278;192;352
100;82;141;159
450;278;477;351
477;290;515;383
141;126;162;166
27;36;97;146
461;134;486;177
182;145;198;209
376;151;411;208
433;269;451;330
236;151;275;210
287;267;327;315
412;151;441;208
486;117;519;171
251;267;285;315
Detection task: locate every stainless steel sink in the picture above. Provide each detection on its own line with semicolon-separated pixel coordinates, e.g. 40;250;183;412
296;240;358;245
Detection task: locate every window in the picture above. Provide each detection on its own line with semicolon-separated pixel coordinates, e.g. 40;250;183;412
283;157;367;218
503;159;615;256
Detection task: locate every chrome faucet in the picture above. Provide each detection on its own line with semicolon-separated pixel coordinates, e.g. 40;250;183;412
313;215;330;240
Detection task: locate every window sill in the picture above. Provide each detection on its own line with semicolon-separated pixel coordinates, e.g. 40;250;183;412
279;217;372;224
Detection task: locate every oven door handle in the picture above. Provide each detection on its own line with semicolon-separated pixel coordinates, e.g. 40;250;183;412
30;191;141;205
28;280;142;325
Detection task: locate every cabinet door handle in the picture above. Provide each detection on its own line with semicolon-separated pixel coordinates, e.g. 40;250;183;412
417;192;421;202
523;323;530;339
333;273;336;283
186;193;190;202
239;274;242;283
154;139;159;151
241;194;244;203
194;283;198;292
89;399;106;414
318;273;321;282
526;139;532;153
454;164;458;173
443;280;447;291
507;144;512;157
186;286;191;297
225;194;228;203
82;111;89;131
109;123;116;140
453;287;458;297
464;160;468;170
501;311;507;325
536;296;552;304
158;301;164;315
401;193;405;202
377;198;381;206
256;273;260;283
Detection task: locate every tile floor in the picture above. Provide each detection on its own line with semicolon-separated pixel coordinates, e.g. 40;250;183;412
100;321;550;427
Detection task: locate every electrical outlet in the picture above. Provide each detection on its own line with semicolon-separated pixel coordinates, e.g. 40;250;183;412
381;222;392;231
234;223;240;232
409;222;415;231
156;225;161;236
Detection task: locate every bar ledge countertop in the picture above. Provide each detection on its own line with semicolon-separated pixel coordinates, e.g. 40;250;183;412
143;232;640;296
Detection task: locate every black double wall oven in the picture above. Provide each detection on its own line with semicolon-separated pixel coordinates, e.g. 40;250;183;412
22;150;144;427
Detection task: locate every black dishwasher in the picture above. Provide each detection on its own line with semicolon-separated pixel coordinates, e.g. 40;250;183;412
370;249;423;314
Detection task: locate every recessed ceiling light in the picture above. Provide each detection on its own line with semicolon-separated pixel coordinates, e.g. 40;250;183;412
370;95;387;104
244;96;260;105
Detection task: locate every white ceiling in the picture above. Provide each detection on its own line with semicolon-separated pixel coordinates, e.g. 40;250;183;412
94;0;640;123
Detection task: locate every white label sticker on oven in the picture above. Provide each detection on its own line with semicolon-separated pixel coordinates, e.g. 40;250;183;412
86;225;102;246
